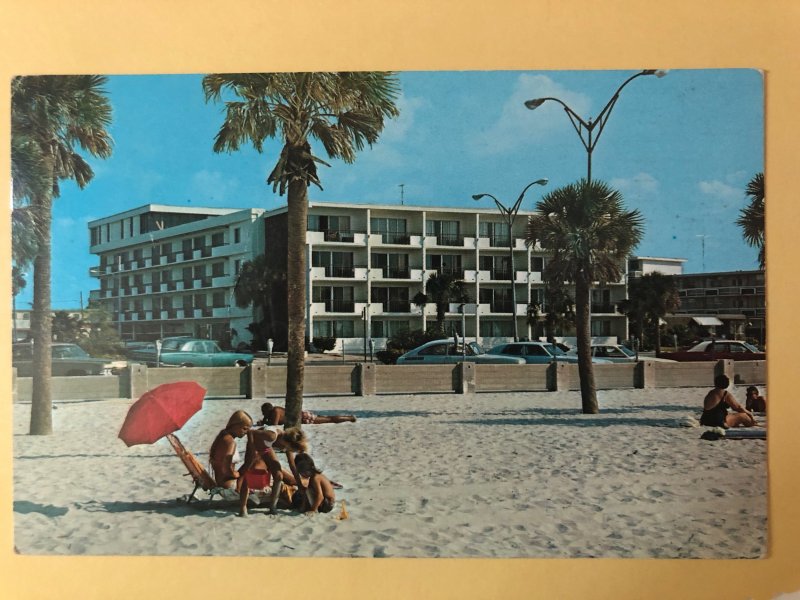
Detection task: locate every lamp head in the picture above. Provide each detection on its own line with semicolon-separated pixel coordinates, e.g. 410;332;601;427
524;98;546;110
641;69;668;78
472;194;487;201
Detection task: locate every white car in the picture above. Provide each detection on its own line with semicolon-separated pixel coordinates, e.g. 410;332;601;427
396;339;526;365
566;343;676;363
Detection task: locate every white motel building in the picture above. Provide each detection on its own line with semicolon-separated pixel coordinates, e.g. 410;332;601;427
87;202;675;352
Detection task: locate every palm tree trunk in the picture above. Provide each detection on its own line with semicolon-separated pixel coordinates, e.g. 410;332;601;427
284;178;307;428
30;193;53;434
575;274;598;414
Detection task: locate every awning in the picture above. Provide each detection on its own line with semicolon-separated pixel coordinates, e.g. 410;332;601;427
692;316;723;327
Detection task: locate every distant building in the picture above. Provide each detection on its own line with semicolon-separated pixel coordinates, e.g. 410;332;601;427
626;257;766;344
87;204;264;346
672;270;766;344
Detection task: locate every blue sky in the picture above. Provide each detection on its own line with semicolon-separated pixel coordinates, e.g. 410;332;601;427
17;69;763;309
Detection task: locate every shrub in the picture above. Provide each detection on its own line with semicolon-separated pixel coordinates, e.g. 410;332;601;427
311;336;337;352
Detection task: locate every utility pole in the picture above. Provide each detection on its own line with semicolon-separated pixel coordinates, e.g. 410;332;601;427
399;183;405;206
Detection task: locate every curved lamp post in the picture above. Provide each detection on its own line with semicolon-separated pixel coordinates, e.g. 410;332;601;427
473;178;548;342
524;70;667;182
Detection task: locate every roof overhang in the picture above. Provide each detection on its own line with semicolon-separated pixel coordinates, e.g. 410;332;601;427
692;316;723;326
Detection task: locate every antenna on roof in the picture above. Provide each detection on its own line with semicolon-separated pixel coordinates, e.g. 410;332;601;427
399;183;405;206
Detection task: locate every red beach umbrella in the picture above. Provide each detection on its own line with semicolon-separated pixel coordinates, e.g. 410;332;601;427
118;381;206;447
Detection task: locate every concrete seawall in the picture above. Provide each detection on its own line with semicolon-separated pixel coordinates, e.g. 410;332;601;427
12;359;765;402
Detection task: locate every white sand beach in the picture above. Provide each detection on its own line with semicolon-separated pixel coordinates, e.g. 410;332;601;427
12;387;766;558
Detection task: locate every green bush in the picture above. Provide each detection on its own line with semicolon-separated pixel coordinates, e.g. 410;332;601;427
311;336;337;352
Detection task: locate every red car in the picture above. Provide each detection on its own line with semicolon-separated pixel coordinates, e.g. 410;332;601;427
660;340;765;361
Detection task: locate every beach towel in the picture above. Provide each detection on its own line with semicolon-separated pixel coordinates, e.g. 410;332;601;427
700;428;766;441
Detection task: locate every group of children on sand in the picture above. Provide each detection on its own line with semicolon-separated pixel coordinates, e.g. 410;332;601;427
700;375;767;429
208;403;355;517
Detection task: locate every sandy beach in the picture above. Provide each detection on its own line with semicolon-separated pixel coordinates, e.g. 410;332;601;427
12;386;766;558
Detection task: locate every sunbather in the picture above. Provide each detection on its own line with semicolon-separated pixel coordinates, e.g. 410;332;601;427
209;410;252;488
257;402;356;426
242;425;307;514
700;375;757;428
745;386;767;413
292;453;336;514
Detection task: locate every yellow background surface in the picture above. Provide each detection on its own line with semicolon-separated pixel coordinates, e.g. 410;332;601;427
1;1;798;598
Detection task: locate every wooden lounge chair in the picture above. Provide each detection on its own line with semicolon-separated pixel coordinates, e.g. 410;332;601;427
166;433;235;504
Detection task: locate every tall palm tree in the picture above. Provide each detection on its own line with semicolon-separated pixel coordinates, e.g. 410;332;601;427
412;272;470;333
736;172;765;269
11;76;113;435
203;73;400;428
526;180;643;414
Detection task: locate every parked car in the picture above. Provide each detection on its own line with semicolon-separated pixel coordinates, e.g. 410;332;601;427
149;337;254;367
659;340;765;362
487;341;613;364
396;339;526;365
565;343;676;363
12;342;114;376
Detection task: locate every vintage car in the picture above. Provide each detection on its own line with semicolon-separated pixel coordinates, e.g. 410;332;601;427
487;341;612;364
565;343;675;363
157;337;254;367
12;343;114;376
396;339;526;365
659;340;765;362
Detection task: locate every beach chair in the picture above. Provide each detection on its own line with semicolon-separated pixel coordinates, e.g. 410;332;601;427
166;433;236;504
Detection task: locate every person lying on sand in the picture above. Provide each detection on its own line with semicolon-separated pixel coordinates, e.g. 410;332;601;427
745;386;767;413
237;430;299;517
257;402;356;426
240;425;307;514
700;375;757;428
209;410;252;488
292;453;336;514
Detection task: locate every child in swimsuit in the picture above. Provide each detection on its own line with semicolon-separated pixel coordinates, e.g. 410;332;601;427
293;453;336;514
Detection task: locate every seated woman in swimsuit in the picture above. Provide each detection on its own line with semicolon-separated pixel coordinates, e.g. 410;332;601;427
238;426;308;515
700;374;757;428
208;410;252;489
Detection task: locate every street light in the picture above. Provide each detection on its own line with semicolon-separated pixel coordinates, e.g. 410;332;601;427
473;179;549;342
524;70;666;182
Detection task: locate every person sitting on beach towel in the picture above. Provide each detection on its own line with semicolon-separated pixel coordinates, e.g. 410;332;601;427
700;375;757;428
209;410;252;489
257;402;356;426
292;453;336;514
745;386;767;413
240;425;308;514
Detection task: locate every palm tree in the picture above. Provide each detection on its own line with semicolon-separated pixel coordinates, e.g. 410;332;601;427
528;284;576;343
736;172;765;269
526;180;643;414
232;255;286;347
203;73;400;428
11;76;113;435
620;273;680;355
412;272;470;333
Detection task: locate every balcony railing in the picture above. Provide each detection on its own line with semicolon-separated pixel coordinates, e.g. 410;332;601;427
487;235;511;248
377;232;412;244
491;301;514;312
384;267;410;279
489;269;511;280
591;304;618;314
318;229;357;243
432;267;464;278
323;300;355;312
323;265;356;277
431;233;464;246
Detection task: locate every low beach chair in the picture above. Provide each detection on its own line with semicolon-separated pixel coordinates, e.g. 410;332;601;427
166;433;236;504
